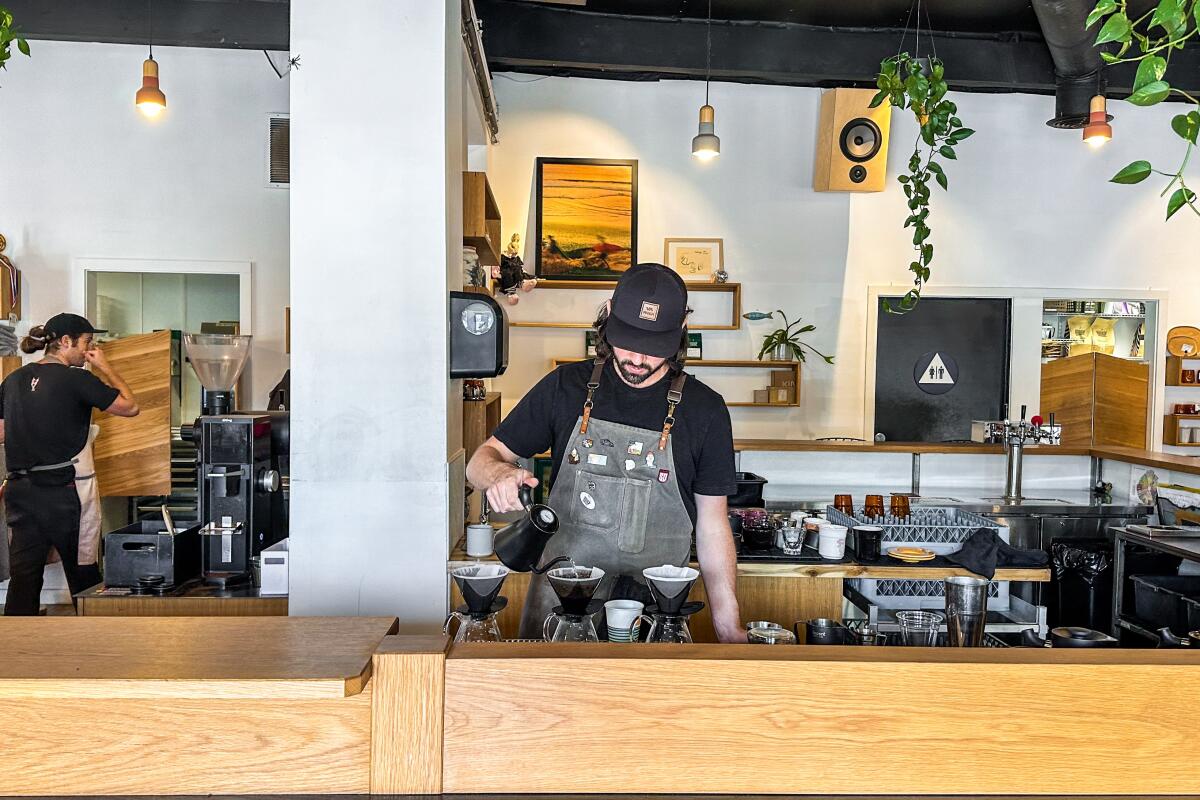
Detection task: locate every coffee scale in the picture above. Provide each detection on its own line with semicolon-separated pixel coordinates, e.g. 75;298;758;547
642;565;705;644
445;564;512;642
543;566;606;642
180;333;285;587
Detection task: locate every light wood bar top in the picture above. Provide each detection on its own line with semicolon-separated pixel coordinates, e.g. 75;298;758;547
0;616;398;698
733;439;1200;478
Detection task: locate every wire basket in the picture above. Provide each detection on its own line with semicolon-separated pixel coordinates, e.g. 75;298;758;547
826;505;1007;549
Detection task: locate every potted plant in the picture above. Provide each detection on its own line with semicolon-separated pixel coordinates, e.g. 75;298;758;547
0;7;31;83
743;310;834;364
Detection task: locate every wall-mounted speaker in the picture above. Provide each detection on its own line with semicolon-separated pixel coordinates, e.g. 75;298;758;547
813;88;892;193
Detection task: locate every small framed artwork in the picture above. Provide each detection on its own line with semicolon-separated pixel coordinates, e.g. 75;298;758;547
585;330;598;358
686;333;703;360
535;157;638;280
664;238;723;283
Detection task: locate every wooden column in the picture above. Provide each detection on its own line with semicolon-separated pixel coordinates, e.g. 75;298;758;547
370;635;451;794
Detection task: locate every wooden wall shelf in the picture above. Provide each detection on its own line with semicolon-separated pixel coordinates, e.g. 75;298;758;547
1163;413;1200;447
1166;354;1200;387
463;171;501;266
551;358;799;407
514;281;741;331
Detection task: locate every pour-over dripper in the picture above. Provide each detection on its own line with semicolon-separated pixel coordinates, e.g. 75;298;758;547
184;333;252;415
642;565;700;616
546;565;605;617
451;564;510;616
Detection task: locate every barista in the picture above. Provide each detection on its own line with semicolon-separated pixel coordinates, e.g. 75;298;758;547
467;263;745;642
1;314;139;615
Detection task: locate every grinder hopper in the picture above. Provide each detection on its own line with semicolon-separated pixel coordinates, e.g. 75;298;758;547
183;333;252;415
451;564;511;616
642;565;701;615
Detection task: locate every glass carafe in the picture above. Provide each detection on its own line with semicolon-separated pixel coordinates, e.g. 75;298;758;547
443;611;504;643
543;612;599;642
643;613;694;644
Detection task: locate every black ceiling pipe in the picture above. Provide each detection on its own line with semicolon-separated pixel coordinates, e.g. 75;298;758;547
1031;0;1108;128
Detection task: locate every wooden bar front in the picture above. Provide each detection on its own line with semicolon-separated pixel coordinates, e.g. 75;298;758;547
373;638;1200;796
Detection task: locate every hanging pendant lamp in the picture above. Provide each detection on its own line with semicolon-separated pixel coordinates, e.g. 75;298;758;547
1082;94;1112;147
135;0;166;117
691;0;719;160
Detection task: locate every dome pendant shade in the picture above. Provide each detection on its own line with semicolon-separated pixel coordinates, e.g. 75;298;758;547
691;104;720;160
136;57;166;117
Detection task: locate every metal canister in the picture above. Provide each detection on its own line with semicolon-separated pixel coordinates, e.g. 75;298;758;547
748;627;797;644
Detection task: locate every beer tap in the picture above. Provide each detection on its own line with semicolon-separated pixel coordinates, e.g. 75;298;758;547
1001;405;1062;503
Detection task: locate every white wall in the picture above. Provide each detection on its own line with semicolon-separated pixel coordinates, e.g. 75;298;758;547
0;41;289;403
488;75;1200;442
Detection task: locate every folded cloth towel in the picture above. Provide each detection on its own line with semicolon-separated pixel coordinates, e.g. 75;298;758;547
946;528;1049;580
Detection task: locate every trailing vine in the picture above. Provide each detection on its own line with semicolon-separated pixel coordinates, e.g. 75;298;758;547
0;6;30;84
1088;0;1200;220
871;54;973;313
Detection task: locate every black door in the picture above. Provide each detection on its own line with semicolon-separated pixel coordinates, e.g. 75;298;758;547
874;297;1011;442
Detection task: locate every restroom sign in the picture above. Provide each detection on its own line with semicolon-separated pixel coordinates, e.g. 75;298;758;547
913;351;958;395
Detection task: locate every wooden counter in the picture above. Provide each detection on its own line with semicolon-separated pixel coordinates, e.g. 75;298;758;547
371;636;1200;796
76;583;288;616
0;616;397;795
732;439;1200;479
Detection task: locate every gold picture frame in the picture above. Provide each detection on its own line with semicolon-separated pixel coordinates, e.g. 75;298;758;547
664;238;723;283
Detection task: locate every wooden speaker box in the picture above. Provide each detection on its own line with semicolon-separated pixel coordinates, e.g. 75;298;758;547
813;88;891;193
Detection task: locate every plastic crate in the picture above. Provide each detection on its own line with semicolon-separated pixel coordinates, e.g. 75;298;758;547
1130;574;1200;631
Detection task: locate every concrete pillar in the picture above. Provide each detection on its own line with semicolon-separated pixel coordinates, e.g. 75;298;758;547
289;0;463;626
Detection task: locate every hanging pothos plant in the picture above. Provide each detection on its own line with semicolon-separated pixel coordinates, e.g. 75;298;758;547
870;54;973;314
0;6;31;83
1088;0;1200;220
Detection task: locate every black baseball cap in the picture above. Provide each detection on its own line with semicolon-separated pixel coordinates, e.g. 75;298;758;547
44;312;96;339
606;263;689;358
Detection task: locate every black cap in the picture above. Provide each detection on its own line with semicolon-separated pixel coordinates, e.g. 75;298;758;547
43;313;96;340
606;263;688;358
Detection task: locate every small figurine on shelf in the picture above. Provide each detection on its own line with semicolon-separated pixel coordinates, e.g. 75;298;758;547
492;234;537;306
463;379;487;401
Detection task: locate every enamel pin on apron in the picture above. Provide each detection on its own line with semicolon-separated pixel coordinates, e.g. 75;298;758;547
600;438;615;447
658;469;670;483
587;453;608;466
627;441;644;456
624;459;636;471
582;438;594;449
579;492;596;510
569;448;580;464
646;452;656;468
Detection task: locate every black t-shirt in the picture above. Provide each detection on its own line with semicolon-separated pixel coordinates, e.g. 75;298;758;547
492;360;737;526
0;363;120;471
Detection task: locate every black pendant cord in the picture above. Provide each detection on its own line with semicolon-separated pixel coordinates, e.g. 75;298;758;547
704;0;711;105
148;0;154;58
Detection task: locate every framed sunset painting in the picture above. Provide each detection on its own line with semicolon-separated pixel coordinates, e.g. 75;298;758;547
534;157;638;280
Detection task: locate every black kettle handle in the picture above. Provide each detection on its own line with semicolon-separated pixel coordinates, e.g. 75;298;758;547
1021;628;1049;648
519;483;534;510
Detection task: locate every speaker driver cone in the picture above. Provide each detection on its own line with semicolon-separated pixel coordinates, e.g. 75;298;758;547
840;118;882;163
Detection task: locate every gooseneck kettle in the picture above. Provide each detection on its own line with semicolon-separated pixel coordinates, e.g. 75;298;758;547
494;484;563;572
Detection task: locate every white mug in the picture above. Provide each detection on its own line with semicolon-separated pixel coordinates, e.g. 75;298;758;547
466;523;495;557
818;523;848;560
604;599;644;641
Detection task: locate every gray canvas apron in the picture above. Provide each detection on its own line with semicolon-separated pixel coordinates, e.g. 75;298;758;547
518;358;694;639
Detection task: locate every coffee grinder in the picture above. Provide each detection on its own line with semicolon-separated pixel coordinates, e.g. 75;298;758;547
642;565;705;644
181;333;282;587
444;564;512;642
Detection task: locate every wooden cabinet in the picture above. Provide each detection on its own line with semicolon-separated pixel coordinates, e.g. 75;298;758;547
93;330;178;496
462;392;501;459
1040;352;1148;448
463;171;502;266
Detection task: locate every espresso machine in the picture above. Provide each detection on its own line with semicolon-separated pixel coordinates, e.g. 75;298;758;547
180;334;285;587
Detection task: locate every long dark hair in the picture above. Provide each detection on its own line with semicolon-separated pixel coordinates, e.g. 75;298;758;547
592;305;689;375
19;325;68;355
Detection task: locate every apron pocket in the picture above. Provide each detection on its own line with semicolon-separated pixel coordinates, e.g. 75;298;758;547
569;471;652;553
616;478;652;554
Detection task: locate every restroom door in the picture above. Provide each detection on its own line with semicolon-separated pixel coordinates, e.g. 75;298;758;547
874;297;1011;442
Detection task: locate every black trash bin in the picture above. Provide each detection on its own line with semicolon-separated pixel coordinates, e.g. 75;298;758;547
1051;539;1113;631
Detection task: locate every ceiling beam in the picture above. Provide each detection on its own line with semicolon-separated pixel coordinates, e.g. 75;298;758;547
475;0;1200;98
4;0;289;51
